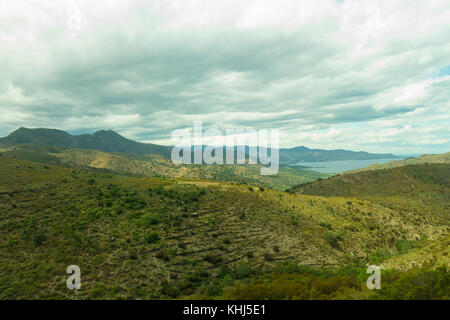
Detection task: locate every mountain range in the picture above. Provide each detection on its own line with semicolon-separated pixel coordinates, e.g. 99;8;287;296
0;127;398;163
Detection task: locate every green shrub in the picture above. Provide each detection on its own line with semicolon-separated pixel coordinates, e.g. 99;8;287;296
144;232;160;244
233;264;255;279
204;254;224;265
325;232;343;249
138;212;160;227
32;233;47;246
156;250;170;261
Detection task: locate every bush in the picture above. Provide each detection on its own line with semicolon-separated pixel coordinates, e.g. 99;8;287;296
204;254;224;265
138;212;160;227
144;232;160;244
33;233;47;246
370;266;449;300
156;250;170;261
264;252;274;261
395;240;416;254
127;249;138;260
233;264;255;279
325;232;343;249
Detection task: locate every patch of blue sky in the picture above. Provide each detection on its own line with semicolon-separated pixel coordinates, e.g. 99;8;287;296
427;65;450;79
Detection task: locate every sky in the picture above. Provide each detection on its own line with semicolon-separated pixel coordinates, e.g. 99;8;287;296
0;0;449;154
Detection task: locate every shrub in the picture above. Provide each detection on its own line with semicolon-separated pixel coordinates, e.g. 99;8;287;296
127;249;138;260
264;252;274;261
138;212;160;227
325;232;343;249
144;232;160;244
204;283;222;297
33;233;47;246
204;254;224;265
155;250;170;261
233;264;255;279
187;269;210;283
395;240;416;254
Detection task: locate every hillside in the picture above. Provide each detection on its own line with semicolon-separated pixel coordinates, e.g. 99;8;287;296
345;152;450;173
288;163;450;203
288;164;450;223
0;145;329;191
0;157;448;299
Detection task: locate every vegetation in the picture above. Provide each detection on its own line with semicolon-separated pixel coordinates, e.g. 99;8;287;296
0;153;448;299
1;145;329;191
345;152;450;173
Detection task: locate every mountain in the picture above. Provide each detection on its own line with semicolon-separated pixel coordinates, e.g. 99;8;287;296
0;127;172;157
0;128;399;164
0;157;448;299
279;146;399;164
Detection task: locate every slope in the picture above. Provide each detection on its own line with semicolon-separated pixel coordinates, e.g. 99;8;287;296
0;157;447;299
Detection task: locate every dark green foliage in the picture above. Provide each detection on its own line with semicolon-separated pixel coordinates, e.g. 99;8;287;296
144;232;160;244
370;265;449;300
32;233;47;246
325;232;343;249
204;254;224;265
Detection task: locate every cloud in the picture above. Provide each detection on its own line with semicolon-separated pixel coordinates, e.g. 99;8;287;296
0;0;449;154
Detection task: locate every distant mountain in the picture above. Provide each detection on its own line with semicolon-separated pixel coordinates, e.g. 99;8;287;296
0;127;172;158
0;127;398;163
279;146;399;164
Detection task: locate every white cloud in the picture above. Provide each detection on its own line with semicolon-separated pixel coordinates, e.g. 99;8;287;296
0;0;449;154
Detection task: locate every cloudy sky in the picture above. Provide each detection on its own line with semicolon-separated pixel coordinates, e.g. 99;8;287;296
1;0;449;154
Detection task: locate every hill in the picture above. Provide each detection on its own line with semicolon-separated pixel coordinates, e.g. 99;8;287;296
0;145;329;191
345;152;450;173
287;163;450;200
0;157;448;299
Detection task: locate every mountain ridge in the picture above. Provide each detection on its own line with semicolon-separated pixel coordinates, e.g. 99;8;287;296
0;127;399;163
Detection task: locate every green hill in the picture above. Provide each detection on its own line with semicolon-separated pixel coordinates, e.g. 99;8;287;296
288;163;450;198
0;145;329;191
0;157;448;299
345;152;450;173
